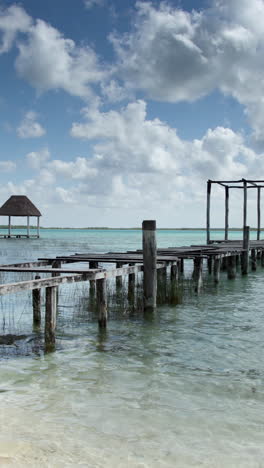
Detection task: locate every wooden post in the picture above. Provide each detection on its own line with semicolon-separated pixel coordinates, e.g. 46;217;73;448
257;187;261;241
251;249;257;271
261;250;264;267
8;216;11;237
142;220;157;311
128;264;135;304
89;261;98;295
180;258;184;274
221;256;227;271
225;186;229;241
213;257;220;284
207;257;212;274
116;262;123;289
206;180;211;244
157;264;167;304
27;216;30;238
97;278;107;328
171;262;178;280
241;225;250;275
45;286;57;352
52;260;61;304
227;255;236;279
37;217;40;238
193;257;203;293
243;179;247;238
32;275;41;325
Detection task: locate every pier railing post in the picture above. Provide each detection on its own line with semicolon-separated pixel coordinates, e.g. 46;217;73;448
206;180;211;244
45;286;57;352
142;220;157;311
97;278;107;328
32;275;41;326
241;226;250;275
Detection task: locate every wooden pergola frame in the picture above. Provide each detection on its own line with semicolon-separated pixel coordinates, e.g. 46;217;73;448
206;179;264;244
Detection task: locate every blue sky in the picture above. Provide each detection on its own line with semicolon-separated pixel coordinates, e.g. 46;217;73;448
0;0;263;227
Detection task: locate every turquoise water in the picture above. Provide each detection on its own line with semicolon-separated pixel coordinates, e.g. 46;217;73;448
0;229;264;467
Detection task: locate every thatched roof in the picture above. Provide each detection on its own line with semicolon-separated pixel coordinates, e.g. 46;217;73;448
0;196;41;217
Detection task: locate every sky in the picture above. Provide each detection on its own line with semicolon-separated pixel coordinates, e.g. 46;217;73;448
0;0;264;228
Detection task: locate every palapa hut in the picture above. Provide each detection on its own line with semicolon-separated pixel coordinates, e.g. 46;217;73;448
0;195;41;238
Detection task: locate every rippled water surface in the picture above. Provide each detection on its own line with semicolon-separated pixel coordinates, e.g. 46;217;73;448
0;229;264;467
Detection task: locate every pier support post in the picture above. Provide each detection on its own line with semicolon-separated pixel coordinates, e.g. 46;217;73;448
116;262;123;289
32;275;41;326
45;286;57;352
171;262;178;281
89;261;98;295
97;278;107;328
128;265;135;304
257;187;261;241
207;257;212;274
225;186;229;241
261;250;264;267
180;259;184;274
241;226;250;275
193;257;203;293
142;220;157;311
227;255;236;279
213;257;220;284
206;180;211;244
251;249;257;271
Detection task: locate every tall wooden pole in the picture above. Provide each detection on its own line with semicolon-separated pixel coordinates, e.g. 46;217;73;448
225;186;229;241
97;278;107;328
206;180;211;244
243;179;247;243
241;225;250;275
257;187;261;241
142;220;157;311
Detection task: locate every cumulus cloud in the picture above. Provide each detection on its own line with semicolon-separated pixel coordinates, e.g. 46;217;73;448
0;4;32;53
110;0;264;140
27;148;50;169
15;18;106;97
17;111;46;138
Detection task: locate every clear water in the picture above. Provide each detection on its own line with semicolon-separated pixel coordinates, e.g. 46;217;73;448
0;229;264;467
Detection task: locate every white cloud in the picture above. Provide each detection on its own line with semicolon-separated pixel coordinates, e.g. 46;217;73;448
110;0;264;141
15;18;106;98
17;111;46;138
27;148;50;169
0;161;16;172
84;0;105;9
0;4;32;53
48;157;98;179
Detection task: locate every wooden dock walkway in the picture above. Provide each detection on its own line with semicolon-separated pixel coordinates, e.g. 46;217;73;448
0;220;263;352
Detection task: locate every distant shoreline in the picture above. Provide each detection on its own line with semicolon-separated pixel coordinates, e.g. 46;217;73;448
0;226;262;231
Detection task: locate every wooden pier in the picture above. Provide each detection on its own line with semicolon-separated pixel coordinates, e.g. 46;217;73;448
0;217;264;352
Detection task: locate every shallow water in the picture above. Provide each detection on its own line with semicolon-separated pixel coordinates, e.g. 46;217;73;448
0;229;264;467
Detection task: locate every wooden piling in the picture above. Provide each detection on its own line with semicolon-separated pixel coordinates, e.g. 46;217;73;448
241;226;250;275
193;257;203;292
89;261;98;295
261;250;264;267
116;262;123;289
227;255;236;279
225;186;229;241
45;286;57;352
32;275;41;325
206;180;211;244
213;257;220;284
251;249;257;271
171;262;178;280
207;257;212;274
97;278;107;328
142;220;157;311
180;258;184;274
257;187;261;241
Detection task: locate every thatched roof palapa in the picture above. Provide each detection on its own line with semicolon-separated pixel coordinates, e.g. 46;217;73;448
0;196;41;217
